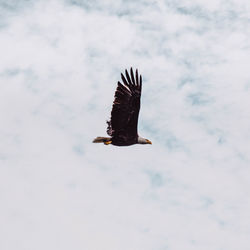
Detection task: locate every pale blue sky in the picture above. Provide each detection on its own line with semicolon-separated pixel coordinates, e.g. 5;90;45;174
0;0;250;249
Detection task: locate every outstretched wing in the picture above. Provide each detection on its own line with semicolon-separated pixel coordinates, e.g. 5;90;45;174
107;68;142;142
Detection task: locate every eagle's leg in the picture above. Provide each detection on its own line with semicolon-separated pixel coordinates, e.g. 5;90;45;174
93;137;111;144
104;140;112;145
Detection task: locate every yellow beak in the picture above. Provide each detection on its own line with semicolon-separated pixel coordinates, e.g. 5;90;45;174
147;140;152;144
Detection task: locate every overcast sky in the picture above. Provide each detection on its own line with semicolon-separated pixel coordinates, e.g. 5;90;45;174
1;0;250;249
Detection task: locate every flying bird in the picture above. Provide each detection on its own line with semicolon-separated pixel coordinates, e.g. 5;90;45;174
93;68;152;146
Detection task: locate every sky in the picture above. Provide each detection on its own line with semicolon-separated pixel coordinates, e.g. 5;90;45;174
0;0;250;249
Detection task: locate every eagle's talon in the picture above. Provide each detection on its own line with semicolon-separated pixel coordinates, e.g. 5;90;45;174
104;140;112;145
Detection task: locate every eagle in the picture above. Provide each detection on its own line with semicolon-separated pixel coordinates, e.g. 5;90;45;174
93;67;152;146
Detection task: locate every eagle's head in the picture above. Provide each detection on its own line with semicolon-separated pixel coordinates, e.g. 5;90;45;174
138;136;152;145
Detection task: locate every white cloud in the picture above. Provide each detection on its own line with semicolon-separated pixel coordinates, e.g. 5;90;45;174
1;0;250;249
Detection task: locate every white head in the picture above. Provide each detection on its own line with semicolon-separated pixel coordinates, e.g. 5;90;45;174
137;136;152;145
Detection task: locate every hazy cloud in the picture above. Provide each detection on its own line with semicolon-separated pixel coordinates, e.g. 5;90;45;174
1;0;250;249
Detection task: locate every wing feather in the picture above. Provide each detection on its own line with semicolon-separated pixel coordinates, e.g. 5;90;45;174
125;69;133;86
130;68;136;85
135;69;139;87
107;68;142;143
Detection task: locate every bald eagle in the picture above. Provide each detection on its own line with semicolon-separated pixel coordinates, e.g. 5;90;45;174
93;68;152;146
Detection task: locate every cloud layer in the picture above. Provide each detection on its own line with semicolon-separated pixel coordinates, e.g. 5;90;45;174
1;0;250;249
